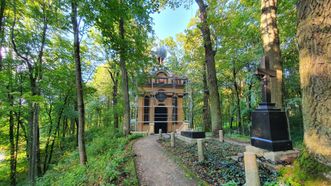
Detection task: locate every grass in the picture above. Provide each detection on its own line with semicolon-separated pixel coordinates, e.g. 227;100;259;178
224;132;250;143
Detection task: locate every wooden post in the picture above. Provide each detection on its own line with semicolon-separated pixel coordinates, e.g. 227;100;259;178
219;130;224;142
159;129;162;140
197;139;204;162
244;152;260;186
171;132;175;147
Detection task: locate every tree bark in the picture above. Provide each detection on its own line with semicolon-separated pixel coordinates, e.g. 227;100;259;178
196;0;222;136
119;17;130;136
202;63;211;132
297;0;331;166
260;0;283;109
71;0;87;165
232;61;242;134
109;70;119;129
8;65;16;186
0;0;6;71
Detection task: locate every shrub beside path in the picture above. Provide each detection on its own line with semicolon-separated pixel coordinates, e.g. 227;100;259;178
133;135;196;186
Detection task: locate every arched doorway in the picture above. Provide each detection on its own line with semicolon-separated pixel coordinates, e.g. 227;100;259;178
154;106;167;133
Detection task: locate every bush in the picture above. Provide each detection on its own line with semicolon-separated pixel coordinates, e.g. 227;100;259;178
36;127;142;186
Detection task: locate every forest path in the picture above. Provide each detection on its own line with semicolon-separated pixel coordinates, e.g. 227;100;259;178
133;135;196;186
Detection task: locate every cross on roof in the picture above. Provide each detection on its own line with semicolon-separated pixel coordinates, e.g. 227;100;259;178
256;56;276;103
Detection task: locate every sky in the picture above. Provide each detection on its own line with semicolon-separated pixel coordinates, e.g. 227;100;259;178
151;4;198;40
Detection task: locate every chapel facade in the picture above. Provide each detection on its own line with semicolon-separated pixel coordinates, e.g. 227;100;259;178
136;68;188;133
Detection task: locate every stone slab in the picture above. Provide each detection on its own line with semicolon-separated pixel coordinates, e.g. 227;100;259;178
181;131;205;138
176;134;198;144
246;145;299;163
131;131;148;136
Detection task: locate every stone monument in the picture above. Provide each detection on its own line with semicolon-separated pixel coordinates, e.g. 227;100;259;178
251;56;293;151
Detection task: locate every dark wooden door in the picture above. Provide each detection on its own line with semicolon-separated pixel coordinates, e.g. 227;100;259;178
154;107;167;133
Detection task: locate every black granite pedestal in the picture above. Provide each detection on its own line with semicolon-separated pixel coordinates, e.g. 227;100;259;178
251;103;293;151
181;131;205;138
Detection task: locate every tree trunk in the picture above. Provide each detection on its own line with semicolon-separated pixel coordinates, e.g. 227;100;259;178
0;0;6;71
196;0;222;136
297;0;331;166
71;0;87;165
109;70;119;129
202;63;211;132
8;77;16;186
119;17;130;136
260;0;283;109
246;82;253;122
11;0;47;181
232;61;242;134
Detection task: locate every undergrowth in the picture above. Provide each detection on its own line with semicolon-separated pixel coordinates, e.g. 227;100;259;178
279;148;331;186
35;128;142;186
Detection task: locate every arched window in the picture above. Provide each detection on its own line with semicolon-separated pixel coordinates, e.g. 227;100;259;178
144;96;150;124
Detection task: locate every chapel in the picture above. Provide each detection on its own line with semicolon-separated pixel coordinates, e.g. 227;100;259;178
135;49;188;133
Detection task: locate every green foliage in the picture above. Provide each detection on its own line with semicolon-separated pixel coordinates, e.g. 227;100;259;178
36;127;142;186
223;180;237;186
160;139;277;185
263;181;278;186
296;149;331;179
279;148;331;185
224;133;250;143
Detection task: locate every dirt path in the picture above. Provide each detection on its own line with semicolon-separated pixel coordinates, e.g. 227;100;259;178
133;135;196;186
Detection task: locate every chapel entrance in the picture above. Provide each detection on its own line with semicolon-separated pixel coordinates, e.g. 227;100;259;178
154;106;168;133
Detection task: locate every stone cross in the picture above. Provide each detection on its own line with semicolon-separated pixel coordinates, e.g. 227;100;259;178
256;56;276;103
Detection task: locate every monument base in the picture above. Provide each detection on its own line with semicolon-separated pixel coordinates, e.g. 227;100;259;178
251;102;293;151
246;145;299;164
181;131;205;138
177;134;205;144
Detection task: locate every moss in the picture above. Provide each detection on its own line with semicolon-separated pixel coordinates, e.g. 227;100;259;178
296;148;331;179
279;147;331;185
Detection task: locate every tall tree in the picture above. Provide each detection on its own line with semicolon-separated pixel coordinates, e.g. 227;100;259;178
260;0;283;108
71;0;87;165
11;1;48;183
231;60;242;134
7;53;17;186
195;0;222;136
297;0;331;166
0;0;6;70
118;15;130;136
87;0;155;135
202;63;211;132
108;68;119;129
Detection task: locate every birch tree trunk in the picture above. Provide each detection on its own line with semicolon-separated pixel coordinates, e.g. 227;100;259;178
71;0;87;165
260;0;283;109
196;0;222;136
297;0;331;166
